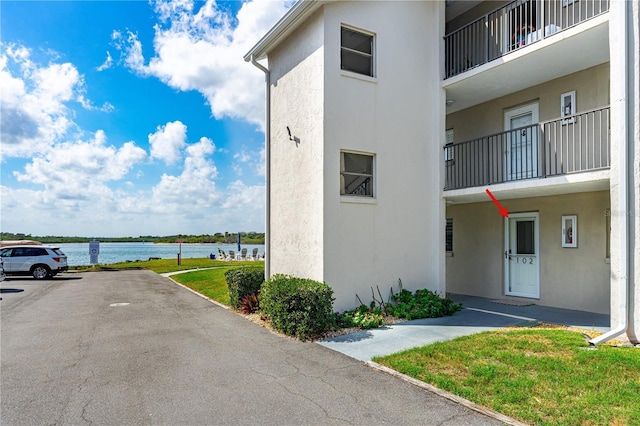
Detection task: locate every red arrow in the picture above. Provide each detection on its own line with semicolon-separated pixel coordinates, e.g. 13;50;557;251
485;189;509;217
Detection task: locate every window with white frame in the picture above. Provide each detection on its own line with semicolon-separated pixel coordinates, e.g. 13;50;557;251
340;151;374;197
341;26;374;77
444;129;454;161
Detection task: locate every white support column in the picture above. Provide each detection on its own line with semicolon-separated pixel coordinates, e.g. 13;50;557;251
604;0;639;345
626;0;639;344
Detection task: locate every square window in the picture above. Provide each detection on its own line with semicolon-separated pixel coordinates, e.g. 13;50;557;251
340;151;374;197
341;26;374;77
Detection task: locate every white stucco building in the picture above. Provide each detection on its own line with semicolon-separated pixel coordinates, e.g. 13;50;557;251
245;0;640;344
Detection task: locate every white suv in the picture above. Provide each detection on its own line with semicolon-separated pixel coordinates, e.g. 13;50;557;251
0;245;68;279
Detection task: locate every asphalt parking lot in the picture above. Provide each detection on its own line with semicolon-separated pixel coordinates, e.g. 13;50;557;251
1;270;506;425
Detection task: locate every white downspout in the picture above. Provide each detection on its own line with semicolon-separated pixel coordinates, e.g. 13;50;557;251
248;55;271;279
590;0;630;345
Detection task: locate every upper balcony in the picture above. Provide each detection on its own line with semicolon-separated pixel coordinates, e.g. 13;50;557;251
443;0;610;114
443;106;610;201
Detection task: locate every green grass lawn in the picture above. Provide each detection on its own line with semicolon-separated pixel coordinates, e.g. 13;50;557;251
77;257;260;274
170;268;232;305
374;328;640;426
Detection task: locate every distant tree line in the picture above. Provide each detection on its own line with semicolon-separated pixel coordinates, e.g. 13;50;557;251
0;232;265;245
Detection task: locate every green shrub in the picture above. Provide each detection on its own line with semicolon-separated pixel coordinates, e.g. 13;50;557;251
225;267;265;310
259;274;336;340
337;304;385;329
388;289;462;320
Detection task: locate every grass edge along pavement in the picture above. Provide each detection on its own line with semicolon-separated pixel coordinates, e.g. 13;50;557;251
373;326;640;426
74;257;252;274
80;259;640;426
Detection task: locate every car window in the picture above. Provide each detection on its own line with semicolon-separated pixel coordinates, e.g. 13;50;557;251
13;248;28;257
0;248;12;257
27;248;48;256
53;249;65;256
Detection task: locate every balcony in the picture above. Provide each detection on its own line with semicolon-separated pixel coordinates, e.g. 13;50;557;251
444;106;610;191
443;0;610;115
445;0;610;79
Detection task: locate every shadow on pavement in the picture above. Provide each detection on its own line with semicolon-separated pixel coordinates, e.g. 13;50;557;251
2;276;83;282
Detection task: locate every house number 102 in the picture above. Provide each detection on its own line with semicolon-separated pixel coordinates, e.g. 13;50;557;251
516;257;534;264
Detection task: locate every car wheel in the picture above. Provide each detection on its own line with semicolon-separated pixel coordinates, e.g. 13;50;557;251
32;265;51;280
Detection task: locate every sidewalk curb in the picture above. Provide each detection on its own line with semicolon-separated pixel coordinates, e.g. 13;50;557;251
365;361;529;426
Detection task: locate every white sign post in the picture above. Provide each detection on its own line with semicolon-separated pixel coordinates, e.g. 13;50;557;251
89;241;100;265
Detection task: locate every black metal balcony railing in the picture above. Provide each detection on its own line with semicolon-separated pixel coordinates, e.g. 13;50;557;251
445;0;610;78
444;106;610;190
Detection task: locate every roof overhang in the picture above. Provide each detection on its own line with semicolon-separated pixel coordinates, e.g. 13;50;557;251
243;0;330;62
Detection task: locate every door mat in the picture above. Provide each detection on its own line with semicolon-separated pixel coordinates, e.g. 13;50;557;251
490;299;535;307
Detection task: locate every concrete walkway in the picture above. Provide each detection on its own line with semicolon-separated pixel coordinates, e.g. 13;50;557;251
319;294;610;361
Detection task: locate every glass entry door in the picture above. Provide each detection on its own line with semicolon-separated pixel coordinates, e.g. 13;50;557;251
504;212;539;298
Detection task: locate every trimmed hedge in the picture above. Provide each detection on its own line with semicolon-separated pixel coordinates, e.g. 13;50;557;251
225;267;265;310
259;274;336;340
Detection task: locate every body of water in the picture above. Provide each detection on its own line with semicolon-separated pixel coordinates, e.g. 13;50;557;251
56;242;265;266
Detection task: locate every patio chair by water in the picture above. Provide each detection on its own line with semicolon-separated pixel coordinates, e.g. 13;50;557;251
219;248;229;261
228;250;236;260
251;248;259;260
240;248;248;260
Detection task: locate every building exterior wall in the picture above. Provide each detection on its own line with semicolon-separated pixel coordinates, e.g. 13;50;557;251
446;63;610;143
249;0;640;342
268;10;326;281
320;1;446;311
446;191;611;314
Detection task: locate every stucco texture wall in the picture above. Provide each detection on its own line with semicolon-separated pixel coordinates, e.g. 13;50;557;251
268;10;325;281
446;190;611;314
321;1;446;312
446;63;610;143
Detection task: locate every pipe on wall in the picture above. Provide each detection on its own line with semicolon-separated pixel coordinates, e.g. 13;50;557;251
248;55;271;279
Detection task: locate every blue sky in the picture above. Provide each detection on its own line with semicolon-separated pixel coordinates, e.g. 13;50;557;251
1;0;291;237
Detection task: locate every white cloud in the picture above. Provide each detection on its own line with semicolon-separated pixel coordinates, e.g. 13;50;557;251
77;94;115;112
13;130;147;201
0;43;116;160
114;0;291;130
233;145;265;177
151;136;218;206
148;120;188;165
97;51;113;71
0;44;78;159
0;2;277;237
0;128;265;236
